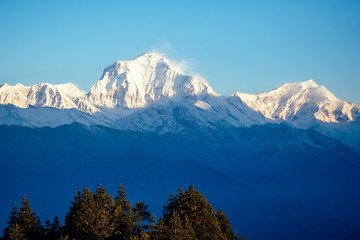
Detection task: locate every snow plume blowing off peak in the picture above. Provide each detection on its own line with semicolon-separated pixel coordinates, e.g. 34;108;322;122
87;52;217;109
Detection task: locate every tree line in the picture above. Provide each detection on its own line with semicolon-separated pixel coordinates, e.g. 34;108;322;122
2;185;247;240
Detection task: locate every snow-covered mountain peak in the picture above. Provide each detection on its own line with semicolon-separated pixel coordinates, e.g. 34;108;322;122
0;82;98;113
266;79;319;96
0;83;31;108
129;52;170;68
275;80;340;104
50;83;86;98
234;79;360;127
297;79;319;88
1;55;359;150
1;82;27;89
103;52;169;76
88;53;217;109
25;83;88;103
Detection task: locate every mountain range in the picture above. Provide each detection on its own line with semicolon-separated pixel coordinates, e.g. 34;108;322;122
1;52;360;240
1;52;359;149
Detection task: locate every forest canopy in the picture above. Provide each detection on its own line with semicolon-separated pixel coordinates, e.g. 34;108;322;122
2;185;246;240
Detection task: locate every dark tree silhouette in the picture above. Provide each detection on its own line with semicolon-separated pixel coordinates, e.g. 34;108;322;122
3;184;244;240
112;184;134;239
161;185;238;240
3;196;43;240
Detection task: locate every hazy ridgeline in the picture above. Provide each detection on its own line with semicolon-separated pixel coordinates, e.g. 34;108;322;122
1;124;360;240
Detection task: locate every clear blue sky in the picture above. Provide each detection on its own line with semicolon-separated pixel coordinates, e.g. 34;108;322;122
0;0;359;104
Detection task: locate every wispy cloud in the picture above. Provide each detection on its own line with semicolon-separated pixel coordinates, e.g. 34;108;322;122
151;40;194;74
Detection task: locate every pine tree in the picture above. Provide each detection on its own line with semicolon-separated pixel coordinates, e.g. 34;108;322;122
65;186;115;240
162;185;234;240
17;195;43;240
4;184;244;240
151;218;167;240
44;220;51;233
65;187;97;239
132;201;155;237
93;185;115;238
112;184;134;239
50;216;61;235
165;212;197;240
44;216;62;240
216;209;236;239
3;202;20;239
8;223;26;240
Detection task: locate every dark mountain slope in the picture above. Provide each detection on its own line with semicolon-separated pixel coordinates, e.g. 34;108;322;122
1;123;360;239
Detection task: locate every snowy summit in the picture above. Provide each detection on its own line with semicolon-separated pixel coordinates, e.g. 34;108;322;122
0;52;359;149
87;52;217;109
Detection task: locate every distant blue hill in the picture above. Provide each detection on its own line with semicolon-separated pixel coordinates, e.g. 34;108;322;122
1;123;359;240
